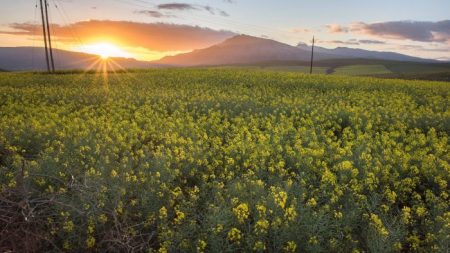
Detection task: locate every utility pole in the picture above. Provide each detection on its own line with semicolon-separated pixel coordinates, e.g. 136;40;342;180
44;0;55;72
309;36;315;74
39;0;50;72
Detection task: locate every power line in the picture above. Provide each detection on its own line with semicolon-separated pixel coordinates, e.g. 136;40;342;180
53;0;88;52
113;0;297;41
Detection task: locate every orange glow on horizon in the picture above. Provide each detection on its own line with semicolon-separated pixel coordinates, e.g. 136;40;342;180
77;42;131;59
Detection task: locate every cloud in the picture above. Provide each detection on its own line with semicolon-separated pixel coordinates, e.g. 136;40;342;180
325;40;359;45
156;2;229;16
318;39;385;46
157;3;196;10
219;10;230;17
358;39;385;44
351;20;450;42
327;24;349;33
291;28;310;33
398;44;450;52
135;10;175;18
1;20;236;51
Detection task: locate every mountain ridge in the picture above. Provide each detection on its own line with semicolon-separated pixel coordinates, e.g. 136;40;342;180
154;34;437;66
0;47;155;71
296;43;433;63
0;35;441;71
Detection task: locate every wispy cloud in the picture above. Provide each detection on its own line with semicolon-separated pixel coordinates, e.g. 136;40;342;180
331;20;450;43
322;40;359;45
358;39;385;44
291;28;311;33
318;39;386;46
0;20;236;51
134;10;175;18
398;44;450;52
327;24;349;33
157;3;196;10
156;2;229;16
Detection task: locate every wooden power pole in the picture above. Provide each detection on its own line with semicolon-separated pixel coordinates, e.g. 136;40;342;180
44;0;55;72
39;0;50;72
309;36;315;74
39;0;55;73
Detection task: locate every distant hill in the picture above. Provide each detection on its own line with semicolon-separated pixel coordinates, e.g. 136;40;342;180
296;43;434;63
155;35;436;66
0;47;154;71
0;36;442;72
155;35;337;66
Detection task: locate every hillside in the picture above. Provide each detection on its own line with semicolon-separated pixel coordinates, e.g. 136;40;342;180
155;35;435;66
296;43;434;63
0;47;153;71
155;35;336;66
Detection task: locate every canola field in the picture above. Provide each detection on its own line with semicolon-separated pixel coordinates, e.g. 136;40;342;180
0;69;449;252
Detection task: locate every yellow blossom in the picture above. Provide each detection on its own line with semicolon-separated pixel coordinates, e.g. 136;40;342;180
254;219;269;235
86;236;96;248
174;208;185;224
306;198;317;207
159;206;168;219
227;228;242;243
284;241;297;253
233;203;250;223
253;241;266;251
196;240;207;253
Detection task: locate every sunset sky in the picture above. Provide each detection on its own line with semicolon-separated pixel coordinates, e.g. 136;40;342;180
1;0;449;61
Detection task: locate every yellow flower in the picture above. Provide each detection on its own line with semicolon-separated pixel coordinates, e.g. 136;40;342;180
309;236;319;245
110;169;118;178
159;206;168;219
253;241;266;251
369;213;389;237
214;224;224;233
174;208;185;224
227;228;242;243
306;198;317;207
284;205;297;221
63;240;71;250
254;219;269;235
273;190;288;209
86;236;96;248
233;203;250;223
384;189;397;204
256;204;267;217
63;220;74;232
416;206;427;217
171;186;183;198
334;211;343;219
340;160;353;170
196;240;207;253
284;241;297;253
87;224;95;234
321;169;337;185
394;242;402;251
401;207;411;224
408;235;421;250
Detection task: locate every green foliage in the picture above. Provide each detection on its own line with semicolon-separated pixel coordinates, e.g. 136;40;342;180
264;66;329;74
333;65;392;76
0;69;449;252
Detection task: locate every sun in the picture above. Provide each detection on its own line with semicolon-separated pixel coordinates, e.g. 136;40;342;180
80;43;131;59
